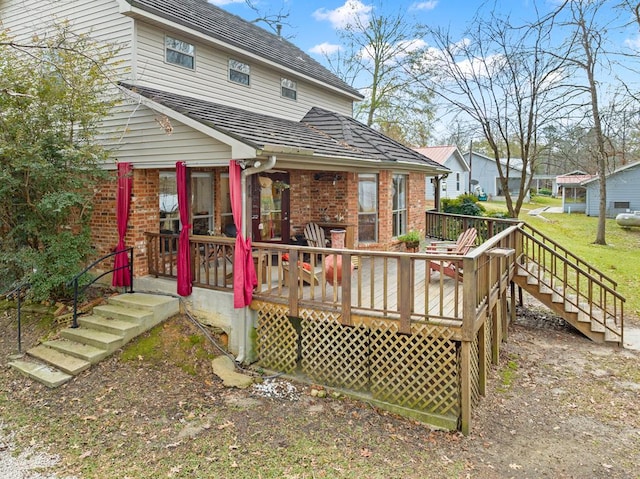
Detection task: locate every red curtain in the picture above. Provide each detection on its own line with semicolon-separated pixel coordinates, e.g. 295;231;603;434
112;162;132;287
176;161;192;296
230;160;257;307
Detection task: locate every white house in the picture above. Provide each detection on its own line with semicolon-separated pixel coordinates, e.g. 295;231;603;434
414;146;470;201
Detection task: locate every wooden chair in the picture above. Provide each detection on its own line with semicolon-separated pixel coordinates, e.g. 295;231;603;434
426;227;478;279
281;253;320;286
303;222;329;248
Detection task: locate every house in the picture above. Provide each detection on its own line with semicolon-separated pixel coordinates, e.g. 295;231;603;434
555;170;595;213
414;146;470;203
1;0;447;353
582;161;640;217
464;151;534;200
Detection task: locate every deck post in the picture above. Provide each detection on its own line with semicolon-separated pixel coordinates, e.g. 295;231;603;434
340;252;352;326
398;255;412;334
459;339;472;435
288;249;299;318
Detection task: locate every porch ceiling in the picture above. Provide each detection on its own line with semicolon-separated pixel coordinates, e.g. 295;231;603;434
119;83;449;175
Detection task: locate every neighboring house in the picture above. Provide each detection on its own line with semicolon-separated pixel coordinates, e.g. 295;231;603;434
555;170;595;213
1;0;448;265
464;151;534;200
414;146;470;202
582;161;640;217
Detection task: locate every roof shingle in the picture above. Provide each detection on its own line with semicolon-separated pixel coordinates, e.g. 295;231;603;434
121;83;446;172
125;0;362;99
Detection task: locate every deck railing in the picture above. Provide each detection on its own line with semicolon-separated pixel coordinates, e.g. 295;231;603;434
146;227;521;338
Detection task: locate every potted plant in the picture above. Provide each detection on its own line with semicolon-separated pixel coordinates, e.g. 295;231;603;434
397;229;423;251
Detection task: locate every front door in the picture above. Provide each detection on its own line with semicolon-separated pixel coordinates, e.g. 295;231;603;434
251;172;290;243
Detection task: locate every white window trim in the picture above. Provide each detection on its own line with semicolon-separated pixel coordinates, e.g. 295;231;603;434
228;58;251;86
164;35;195;70
281;77;297;100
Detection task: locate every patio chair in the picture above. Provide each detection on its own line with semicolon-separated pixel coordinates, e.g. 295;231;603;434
281;253;320;286
303;222;329;248
426;227;478;279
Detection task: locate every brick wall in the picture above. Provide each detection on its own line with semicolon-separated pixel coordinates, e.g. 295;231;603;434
91;168;159;277
287;169;426;251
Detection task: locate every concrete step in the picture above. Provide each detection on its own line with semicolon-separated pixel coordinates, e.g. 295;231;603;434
60;327;124;353
9;359;72;388
107;293;179;320
93;304;153;325
43;339;109;364
78;314;141;341
28;345;91;375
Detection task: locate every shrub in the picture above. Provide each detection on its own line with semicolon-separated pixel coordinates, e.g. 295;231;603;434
441;195;486;217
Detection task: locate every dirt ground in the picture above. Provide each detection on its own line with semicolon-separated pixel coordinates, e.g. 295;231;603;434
0;299;639;479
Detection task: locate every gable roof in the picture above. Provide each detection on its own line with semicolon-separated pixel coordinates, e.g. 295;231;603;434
120;83;448;173
556;171;594;185
122;0;362;100
582;161;640;186
413;146;470;171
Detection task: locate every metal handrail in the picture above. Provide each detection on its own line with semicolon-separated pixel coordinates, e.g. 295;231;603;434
67;248;134;328
4;281;31;354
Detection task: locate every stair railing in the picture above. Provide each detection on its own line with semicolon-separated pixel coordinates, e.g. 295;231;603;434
4;281;31;355
68;248;134;329
517;228;624;343
518;222;618;290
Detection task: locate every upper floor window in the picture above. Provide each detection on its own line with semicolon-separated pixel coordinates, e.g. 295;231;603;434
165;36;195;70
281;78;297;100
229;59;250;85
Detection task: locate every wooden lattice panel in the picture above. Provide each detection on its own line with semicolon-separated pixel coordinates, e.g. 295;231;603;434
369;320;459;417
300;311;370;391
256;302;298;374
470;334;480;408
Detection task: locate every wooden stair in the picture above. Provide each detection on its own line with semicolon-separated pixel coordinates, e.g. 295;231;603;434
513;263;622;345
9;293;180;388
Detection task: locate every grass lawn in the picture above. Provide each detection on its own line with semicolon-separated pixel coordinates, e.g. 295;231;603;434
480;195;640;323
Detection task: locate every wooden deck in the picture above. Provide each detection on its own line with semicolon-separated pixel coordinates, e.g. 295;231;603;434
144;215;625;434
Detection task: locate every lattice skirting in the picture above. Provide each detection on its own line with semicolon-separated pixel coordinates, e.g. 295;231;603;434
256;302;462;423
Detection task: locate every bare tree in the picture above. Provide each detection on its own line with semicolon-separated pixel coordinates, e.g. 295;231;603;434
324;7;434;144
243;0;291;37
559;0;624;244
415;8;573;217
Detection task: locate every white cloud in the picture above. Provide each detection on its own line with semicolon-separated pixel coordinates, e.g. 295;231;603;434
313;0;373;30
411;1;438;10
624;35;640;51
309;42;343;56
207;0;245;5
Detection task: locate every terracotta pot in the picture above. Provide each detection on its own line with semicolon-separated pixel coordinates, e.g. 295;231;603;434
324;229;354;286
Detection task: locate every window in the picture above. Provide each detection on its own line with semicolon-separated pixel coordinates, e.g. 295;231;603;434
456;172;460;191
159;172;179;234
392;174;407;237
165;36;195;69
191;172;214;235
220;174;234;236
229;58;250;85
281;78;297;100
358;174;378;242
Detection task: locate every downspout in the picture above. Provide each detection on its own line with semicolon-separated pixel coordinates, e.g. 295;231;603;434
235;155;276;364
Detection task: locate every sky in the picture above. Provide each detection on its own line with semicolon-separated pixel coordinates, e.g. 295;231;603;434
208;1;640;141
208;0;640;62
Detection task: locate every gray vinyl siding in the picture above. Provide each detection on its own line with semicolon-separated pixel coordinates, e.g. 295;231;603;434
99;101;232;168
584;163;640;217
0;0;133;73
133;23;353;120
